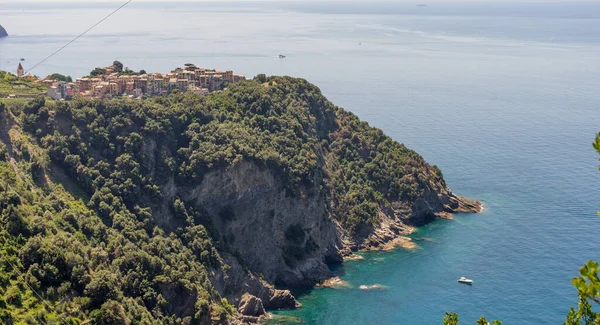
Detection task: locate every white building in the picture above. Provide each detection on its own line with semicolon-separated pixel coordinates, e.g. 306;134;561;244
47;86;62;100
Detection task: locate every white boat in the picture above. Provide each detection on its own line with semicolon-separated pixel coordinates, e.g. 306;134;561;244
457;277;473;284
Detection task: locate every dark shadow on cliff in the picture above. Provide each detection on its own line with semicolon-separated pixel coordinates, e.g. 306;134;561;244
275;261;347;302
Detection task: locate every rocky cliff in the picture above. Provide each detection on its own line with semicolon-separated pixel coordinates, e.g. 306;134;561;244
0;76;481;323
0;24;7;37
183;161;343;286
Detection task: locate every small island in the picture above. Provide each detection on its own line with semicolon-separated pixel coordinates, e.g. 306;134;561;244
0;24;7;38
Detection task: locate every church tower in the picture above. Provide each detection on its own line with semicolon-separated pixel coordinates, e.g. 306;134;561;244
17;63;24;77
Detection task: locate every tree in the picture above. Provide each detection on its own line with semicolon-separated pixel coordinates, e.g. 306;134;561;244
113;60;124;72
139;69;147;75
255;73;267;83
442;313;501;325
90;300;131;325
85;270;120;306
443;312;459;325
48;73;72;82
573;261;600;305
565;294;600;325
476;316;502;325
90;67;107;77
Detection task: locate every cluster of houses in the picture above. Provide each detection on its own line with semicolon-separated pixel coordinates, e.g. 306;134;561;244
15;63;246;100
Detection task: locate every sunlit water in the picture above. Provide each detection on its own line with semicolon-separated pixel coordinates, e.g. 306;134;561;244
1;1;600;324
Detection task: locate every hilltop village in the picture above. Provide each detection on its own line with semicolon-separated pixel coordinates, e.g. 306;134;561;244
12;61;246;100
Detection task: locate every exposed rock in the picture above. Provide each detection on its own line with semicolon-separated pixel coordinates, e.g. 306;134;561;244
209;253;297;312
268;289;301;309
0;25;7;38
359;216;416;251
179;161;343;287
238;293;265;317
445;193;483;213
318;277;351;289
343;254;364;261
381;237;418;251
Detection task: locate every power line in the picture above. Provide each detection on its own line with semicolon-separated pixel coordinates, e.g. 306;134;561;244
25;0;133;74
0;250;52;324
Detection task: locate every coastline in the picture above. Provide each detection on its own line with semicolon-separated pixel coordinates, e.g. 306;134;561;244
318;195;482;291
342;195;482;253
258;197;482;323
2;69;484;323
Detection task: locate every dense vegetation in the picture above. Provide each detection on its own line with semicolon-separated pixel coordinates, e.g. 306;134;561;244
324;100;446;231
23;76;442;233
0;103;234;324
88;61;145;77
0;75;448;323
47;74;73;83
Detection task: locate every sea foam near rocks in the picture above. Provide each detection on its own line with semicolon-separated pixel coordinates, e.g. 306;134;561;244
359;284;388;290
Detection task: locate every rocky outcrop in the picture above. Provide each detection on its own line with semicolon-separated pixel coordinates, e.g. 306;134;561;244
238;294;265;317
267;289;301;309
344;189;481;251
167;153;481;292
0;25;7;38
159;147;480;314
179;161;343;287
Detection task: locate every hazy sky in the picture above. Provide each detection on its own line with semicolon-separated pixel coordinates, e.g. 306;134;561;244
0;0;583;3
1;0;286;2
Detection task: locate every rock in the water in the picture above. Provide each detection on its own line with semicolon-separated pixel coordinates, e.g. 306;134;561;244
268;289;301;309
238;293;265;317
318;277;351;288
0;25;7;38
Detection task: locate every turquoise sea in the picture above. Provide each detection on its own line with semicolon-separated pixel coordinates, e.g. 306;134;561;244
1;1;600;323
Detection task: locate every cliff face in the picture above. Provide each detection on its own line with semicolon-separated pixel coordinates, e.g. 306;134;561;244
0;24;7;37
177;159;479;287
126;78;481;288
183;161;343;286
0;77;481;323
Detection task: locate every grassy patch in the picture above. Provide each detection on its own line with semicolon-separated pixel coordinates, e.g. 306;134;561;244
0;71;46;97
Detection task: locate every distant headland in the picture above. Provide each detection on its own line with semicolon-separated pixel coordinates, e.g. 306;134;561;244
0;24;8;38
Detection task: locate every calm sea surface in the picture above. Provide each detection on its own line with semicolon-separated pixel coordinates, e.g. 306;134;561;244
1;1;600;324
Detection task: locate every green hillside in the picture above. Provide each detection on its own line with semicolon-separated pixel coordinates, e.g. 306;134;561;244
0;71;46;98
0;76;474;324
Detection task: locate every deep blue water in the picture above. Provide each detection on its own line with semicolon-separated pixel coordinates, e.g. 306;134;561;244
1;1;600;324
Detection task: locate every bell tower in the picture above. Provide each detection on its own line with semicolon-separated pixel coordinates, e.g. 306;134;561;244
17;63;24;77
